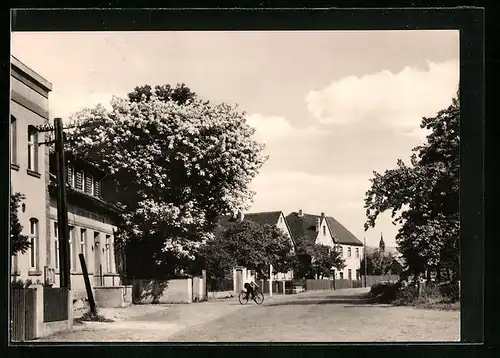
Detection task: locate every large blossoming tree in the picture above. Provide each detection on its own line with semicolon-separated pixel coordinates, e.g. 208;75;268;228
65;85;267;274
364;89;460;283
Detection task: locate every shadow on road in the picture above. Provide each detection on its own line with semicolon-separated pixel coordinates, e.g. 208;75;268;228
264;293;388;307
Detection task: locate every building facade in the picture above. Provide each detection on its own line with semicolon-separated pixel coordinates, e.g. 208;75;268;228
10;56;52;283
48;152;123;298
286;210;364;280
10;56;122;299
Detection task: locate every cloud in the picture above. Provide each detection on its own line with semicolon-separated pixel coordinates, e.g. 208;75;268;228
305;59;459;134
245;113;326;143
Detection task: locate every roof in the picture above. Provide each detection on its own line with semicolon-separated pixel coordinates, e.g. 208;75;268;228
11;55;53;92
244;211;281;226
325;216;363;246
215;211;295;245
285;212;323;245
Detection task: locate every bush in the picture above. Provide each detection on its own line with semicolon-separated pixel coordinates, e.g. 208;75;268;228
369;282;400;303
11;279;33;289
393;284;419;306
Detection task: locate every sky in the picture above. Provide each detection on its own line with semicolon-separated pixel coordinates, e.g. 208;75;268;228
11;30;459;248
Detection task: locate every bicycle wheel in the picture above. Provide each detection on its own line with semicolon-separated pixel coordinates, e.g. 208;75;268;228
253;291;264;305
238;291;249;305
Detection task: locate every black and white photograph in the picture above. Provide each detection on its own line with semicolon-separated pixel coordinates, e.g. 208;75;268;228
9;10;473;344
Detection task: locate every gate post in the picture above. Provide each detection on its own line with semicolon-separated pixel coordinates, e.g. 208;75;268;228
29;284;43;339
67;289;74;330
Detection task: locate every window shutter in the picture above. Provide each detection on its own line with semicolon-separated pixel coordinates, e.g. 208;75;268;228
94;179;101;197
75;171;83;190
85;175;92;194
68;165;74;186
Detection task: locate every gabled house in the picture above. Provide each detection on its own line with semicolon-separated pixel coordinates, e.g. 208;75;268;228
286;210;364;280
48;152;124;299
324;215;364;280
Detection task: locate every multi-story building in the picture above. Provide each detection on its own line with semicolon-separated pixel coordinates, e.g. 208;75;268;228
10;56;52;282
48;152;124;298
10;56;123;299
286;210;364;280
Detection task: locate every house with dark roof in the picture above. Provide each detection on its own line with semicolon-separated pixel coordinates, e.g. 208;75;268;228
216;210;295;280
48;152;124;299
286;210;364;280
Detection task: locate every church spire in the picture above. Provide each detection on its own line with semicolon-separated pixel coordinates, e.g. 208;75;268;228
379;231;385;253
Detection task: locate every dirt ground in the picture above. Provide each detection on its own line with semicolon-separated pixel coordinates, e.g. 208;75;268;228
35;288;460;343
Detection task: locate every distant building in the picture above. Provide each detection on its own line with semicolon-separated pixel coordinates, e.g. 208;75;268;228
10;56;52;283
286;210;364;280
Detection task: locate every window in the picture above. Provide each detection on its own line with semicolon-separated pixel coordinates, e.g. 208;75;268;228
355;248;359;258
53;222;59;269
323;226;326;236
348;269;352;280
69;226;75;271
66;164;75;187
105;235;111;273
27;126;38;171
348;247;351;258
339;272;344;279
84;173;94;194
75;170;84;190
28;218;39;269
94;179;101;197
356;269;361;280
80;229;87;255
10;116;17;164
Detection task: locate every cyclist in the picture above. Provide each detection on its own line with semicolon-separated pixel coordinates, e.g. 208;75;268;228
244;280;258;301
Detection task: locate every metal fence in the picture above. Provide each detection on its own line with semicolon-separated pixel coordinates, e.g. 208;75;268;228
10;288;36;342
43;287;68;323
207;278;234;292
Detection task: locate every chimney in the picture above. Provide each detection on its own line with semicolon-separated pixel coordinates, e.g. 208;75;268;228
321;212;325;219
298;209;303;217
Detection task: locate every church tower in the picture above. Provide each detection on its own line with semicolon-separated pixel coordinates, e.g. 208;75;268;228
379;231;386;255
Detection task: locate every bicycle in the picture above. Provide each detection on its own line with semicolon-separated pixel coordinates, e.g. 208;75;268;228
238;284;264;305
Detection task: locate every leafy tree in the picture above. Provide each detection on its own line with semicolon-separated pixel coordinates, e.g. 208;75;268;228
65;86;267;271
364;89;459;282
11;193;30;256
293;237;345;279
360;251;394;275
128;83;198;105
200;220;295;279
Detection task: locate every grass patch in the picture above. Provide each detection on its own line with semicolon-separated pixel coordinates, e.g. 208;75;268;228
76;310;115;323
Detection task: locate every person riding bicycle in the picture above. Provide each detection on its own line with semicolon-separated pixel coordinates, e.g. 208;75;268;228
244;280;258;300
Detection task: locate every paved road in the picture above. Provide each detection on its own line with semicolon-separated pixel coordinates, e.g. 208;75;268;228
37;288;459;342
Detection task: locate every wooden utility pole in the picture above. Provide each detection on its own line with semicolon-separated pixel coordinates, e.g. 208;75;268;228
363;237;367;288
79;254;96;314
54;118;71;289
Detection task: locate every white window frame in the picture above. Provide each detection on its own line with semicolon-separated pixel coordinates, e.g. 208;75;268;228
11;116;17;164
105;235;111;273
27;126;38;171
28;218;39;269
69;226;75;271
322;226;326;236
80;228;87;255
348;247;352;258
54;221;59;269
348;269;352;280
355;247;359;258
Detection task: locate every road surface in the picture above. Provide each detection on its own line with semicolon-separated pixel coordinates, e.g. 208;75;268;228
36;288;459;342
